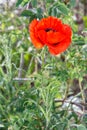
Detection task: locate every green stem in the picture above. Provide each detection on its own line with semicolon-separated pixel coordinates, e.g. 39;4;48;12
79;79;85;111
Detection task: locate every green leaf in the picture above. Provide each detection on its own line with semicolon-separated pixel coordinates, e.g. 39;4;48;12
22;0;30;6
48;4;62;17
73;41;85;45
36;8;43;19
47;0;54;3
77;124;86;130
51;7;57;17
16;0;23;7
31;0;37;7
49;2;69;16
21;10;36;17
57;2;69;15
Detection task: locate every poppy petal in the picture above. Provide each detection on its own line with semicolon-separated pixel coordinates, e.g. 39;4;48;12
29;16;72;55
36;16;62;32
61;24;72;36
38;30;47;44
46;31;65;44
29;19;45;48
49;16;62;31
48;38;72;55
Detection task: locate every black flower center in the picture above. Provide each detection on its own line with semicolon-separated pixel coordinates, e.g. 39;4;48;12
45;28;56;32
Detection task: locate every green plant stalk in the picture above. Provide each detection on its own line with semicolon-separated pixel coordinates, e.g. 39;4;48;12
79;79;85;111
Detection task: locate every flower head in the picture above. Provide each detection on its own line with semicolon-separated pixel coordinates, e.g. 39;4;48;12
29;16;72;55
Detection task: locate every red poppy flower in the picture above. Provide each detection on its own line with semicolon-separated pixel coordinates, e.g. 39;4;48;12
29;16;72;55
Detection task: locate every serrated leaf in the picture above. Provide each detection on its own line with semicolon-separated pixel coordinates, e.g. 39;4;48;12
36;8;43;19
77;124;86;130
51;7;57;17
16;0;23;7
57;2;69;15
48;5;61;17
21;10;36;17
